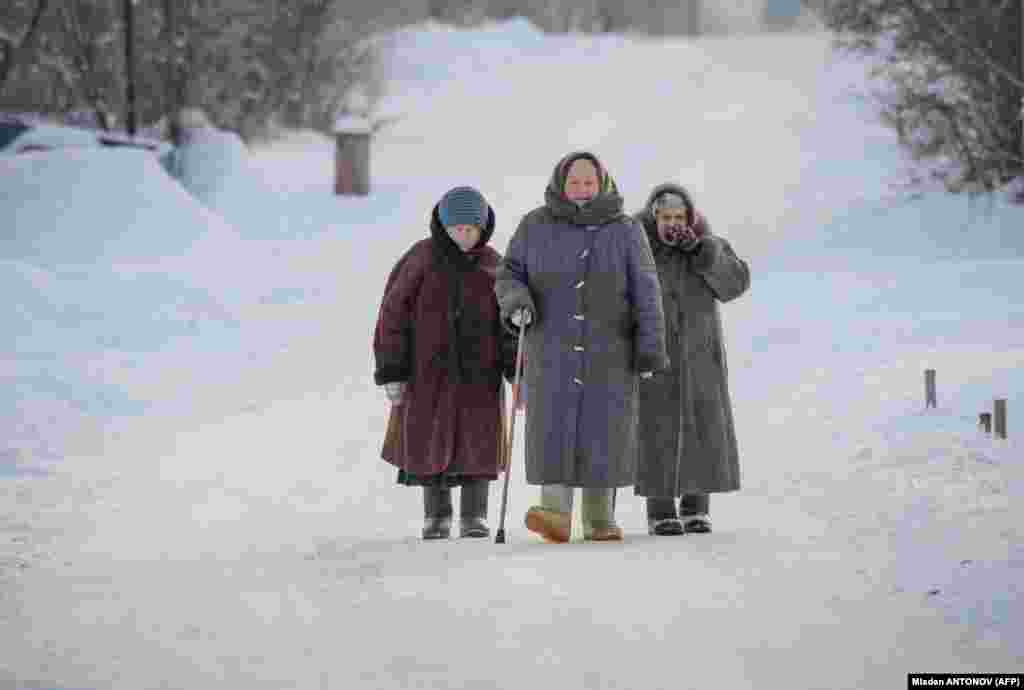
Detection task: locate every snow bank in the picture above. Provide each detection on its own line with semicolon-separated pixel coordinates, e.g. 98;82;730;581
0;148;251;464
174;126;291;238
0;123;101;154
1;147;238;266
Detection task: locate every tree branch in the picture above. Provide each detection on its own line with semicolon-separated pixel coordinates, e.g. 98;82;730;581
903;0;1024;91
0;0;52;93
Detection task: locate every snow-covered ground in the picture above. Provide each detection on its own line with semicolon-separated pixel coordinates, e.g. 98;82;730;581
2;18;1022;689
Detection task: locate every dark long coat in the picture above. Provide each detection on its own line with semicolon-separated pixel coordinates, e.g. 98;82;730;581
495;152;669;488
634;183;750;497
373;204;516;482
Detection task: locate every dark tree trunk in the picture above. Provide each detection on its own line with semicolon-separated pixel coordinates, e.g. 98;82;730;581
123;0;137;135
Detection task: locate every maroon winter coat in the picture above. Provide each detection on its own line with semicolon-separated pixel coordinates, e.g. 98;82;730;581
373;205;516;481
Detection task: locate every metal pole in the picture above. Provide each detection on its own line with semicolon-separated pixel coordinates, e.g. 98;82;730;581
495;324;526;544
124;0;137;136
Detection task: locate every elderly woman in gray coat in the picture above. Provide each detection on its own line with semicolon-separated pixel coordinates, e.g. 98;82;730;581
495;152;669;542
634;183;750;536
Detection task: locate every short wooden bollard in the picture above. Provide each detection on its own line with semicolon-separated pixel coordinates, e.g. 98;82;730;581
334;114;371;196
924;369;937;408
979;412;992;433
994;398;1007;439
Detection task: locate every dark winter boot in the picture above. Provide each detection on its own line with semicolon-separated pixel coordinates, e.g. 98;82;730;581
646;497;684;536
458;480;490;538
422;485;453;540
680;494;711;534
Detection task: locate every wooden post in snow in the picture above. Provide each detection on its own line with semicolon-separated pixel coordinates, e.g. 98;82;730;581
979;412;992;434
924;369;937;409
334;114;371;196
994;398;1008;439
688;0;701;36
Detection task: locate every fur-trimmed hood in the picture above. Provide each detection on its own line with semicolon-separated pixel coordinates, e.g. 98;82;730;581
635;182;708;250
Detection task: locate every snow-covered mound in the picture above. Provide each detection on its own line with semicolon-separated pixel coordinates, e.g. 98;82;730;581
174;125;292;238
1;147;238;266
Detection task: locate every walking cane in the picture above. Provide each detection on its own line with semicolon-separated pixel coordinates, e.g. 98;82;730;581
495;321;526;544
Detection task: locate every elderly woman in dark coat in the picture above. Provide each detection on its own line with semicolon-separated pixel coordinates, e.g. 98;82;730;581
495;152;669;543
374;187;517;540
633;183;750;536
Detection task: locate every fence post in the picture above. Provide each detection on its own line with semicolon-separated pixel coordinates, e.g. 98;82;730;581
925;369;937;408
994;398;1008;439
979;412;992;434
334;114;371;196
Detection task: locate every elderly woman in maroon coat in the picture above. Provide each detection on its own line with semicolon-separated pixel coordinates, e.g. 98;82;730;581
374;187;517;540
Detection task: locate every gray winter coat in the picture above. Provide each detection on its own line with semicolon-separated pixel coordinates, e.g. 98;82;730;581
495;152;669;488
634;183;750;497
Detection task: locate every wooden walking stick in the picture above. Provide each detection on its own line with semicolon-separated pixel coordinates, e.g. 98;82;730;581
495;322;526;544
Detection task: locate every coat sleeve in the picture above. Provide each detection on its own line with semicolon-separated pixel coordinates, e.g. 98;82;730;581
494;216;538;334
373;245;427;385
691;234;750;303
626;222;670;373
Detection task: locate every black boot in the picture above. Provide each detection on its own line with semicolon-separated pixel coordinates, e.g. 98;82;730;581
680;494;711;534
459;480;490;538
422;485;452;540
646;497;684;536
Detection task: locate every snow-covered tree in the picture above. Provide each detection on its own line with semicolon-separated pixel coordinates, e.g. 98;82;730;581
0;0;51;92
818;0;1024;194
0;1;386;141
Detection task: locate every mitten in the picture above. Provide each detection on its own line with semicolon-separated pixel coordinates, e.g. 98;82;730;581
383;381;406;403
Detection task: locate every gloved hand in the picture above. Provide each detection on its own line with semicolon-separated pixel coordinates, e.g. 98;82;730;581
666;224;701;251
383;381;406;404
639;371;654;380
510;307;533;328
678;227;701;252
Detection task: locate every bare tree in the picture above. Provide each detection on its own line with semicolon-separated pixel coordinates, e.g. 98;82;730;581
55;0;123;129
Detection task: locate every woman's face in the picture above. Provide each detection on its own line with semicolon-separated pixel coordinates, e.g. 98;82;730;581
447;224;482;252
564;159;600;202
655;207;689;245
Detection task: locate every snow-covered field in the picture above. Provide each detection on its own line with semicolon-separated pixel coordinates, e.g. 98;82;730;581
2;19;1022;689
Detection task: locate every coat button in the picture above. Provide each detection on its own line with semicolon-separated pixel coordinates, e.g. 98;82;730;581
579;249;589;259
575;280;585;289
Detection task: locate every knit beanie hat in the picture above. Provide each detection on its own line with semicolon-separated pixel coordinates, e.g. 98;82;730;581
651;192;688;213
439;186;488;228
